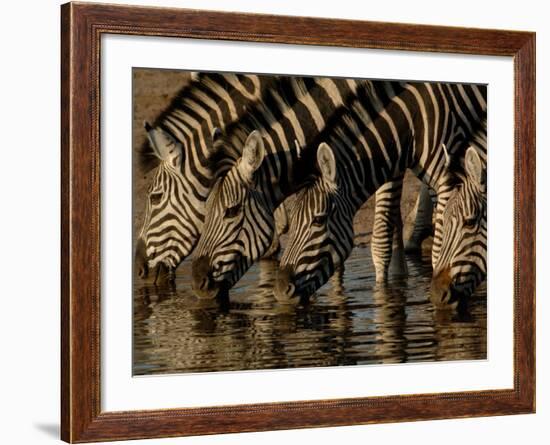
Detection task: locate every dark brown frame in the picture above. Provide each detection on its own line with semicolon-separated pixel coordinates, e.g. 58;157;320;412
61;2;536;442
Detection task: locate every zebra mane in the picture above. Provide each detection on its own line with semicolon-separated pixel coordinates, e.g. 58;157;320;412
137;72;206;173
207;124;250;181
447;116;487;187
293;81;404;169
204;76;316;178
137;72;243;173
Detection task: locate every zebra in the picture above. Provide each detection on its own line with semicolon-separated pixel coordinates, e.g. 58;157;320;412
273;81;486;305
190;78;408;299
135;72;279;285
430;119;487;310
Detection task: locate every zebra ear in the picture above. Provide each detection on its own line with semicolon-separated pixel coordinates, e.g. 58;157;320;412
211;127;223;143
209;127;224;154
317;143;337;191
190;71;201;82
145;122;183;170
238;130;265;183
442;144;451;169
465;146;485;188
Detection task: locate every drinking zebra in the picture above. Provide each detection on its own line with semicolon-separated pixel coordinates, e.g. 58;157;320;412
430;119;487;309
190;79;408;299
268;81;486;306
135;72;278;285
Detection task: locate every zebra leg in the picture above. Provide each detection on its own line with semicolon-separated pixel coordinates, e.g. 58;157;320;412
371;177;408;283
262;202;289;259
404;181;434;253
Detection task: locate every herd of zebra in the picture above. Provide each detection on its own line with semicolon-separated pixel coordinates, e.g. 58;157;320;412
135;72;487;313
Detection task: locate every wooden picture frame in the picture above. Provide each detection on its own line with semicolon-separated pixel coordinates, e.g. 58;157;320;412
61;2;535;442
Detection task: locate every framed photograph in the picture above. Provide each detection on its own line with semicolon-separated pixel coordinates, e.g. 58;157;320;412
61;2;535;442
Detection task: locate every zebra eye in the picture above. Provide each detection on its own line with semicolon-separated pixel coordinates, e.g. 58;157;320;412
312;214;328;227
224;203;241;219
464;215;477;227
150;192;163;206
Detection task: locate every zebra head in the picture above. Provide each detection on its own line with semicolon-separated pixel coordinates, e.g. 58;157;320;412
191;130;275;299
431;146;487;309
135;122;207;285
275;143;354;304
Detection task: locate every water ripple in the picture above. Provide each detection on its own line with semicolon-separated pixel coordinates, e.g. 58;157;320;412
133;248;486;375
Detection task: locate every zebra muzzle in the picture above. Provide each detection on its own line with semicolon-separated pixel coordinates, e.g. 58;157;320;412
192;256;223;299
135;238;175;286
135;238;149;279
430;267;461;310
274;267;304;304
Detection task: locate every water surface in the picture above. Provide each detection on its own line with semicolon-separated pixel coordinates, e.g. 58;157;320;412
133;248;486;375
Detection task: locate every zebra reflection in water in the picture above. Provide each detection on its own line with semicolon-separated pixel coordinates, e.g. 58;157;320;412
134;260;341;374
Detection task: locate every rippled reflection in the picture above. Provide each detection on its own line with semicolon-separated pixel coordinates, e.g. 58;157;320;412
133;248;486;375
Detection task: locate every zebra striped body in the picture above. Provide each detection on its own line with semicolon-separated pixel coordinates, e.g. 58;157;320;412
135;73;277;284
275;81;486;304
190;78;406;299
431;120;487;308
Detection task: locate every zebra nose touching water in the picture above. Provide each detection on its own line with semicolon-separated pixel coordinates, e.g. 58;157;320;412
190;132;289;299
136;124;198;285
274;143;355;303
430;141;487;309
134;236;174;286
